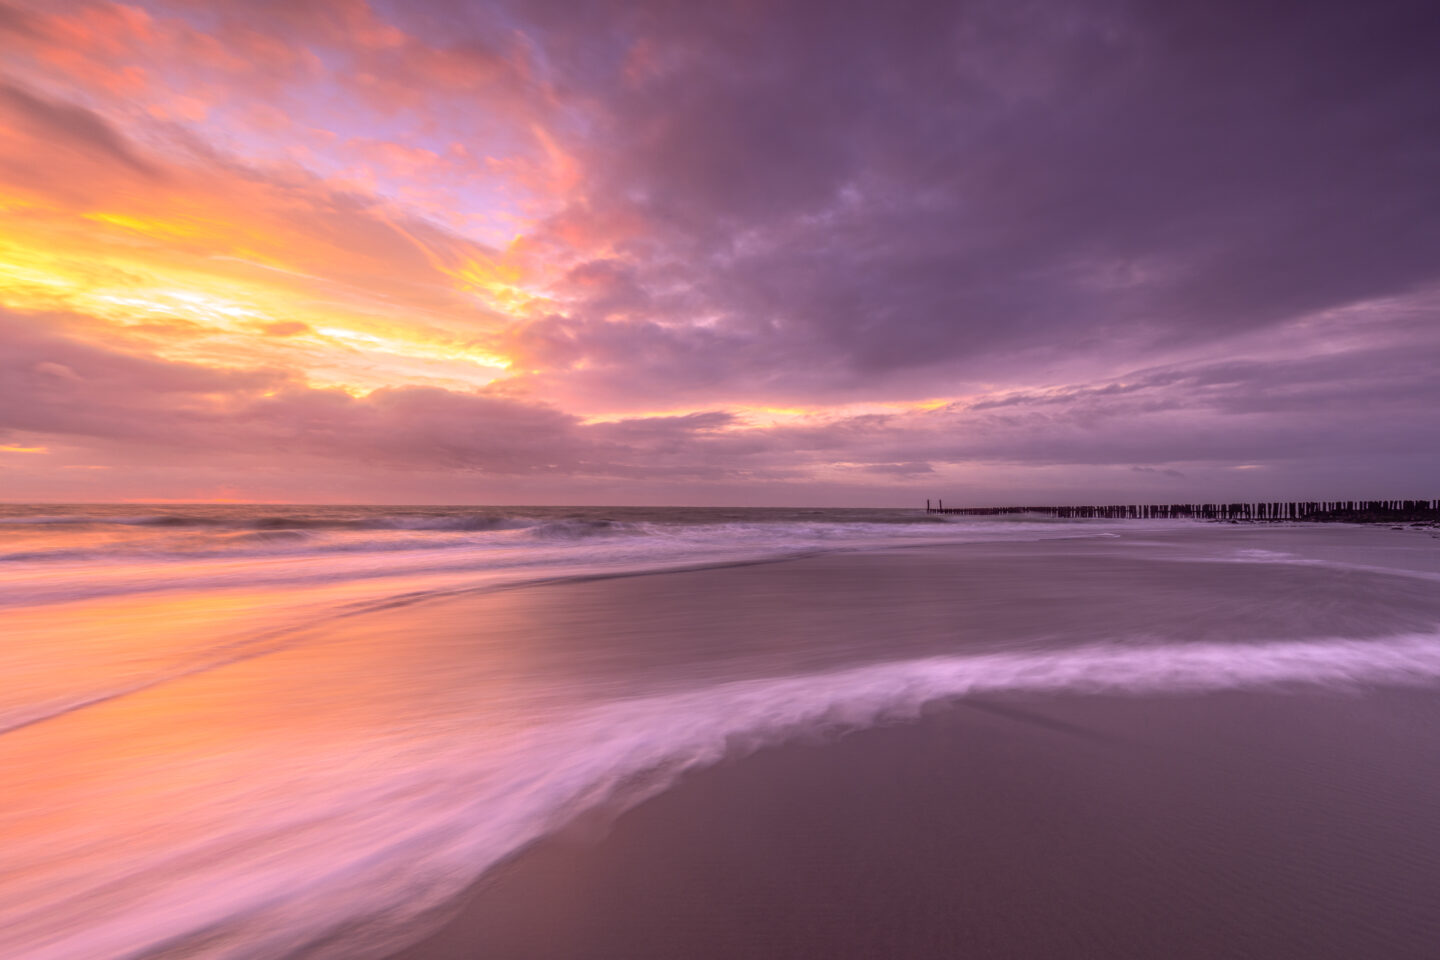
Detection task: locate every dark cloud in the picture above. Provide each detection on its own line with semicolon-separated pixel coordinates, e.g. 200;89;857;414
489;0;1440;400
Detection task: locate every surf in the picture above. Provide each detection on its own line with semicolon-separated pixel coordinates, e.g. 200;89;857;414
9;630;1440;960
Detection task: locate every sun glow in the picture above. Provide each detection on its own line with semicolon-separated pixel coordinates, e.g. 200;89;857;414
1;203;521;394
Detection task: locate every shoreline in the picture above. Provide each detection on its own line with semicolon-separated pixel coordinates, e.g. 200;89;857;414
12;520;1437;960
386;687;1440;960
367;527;1440;960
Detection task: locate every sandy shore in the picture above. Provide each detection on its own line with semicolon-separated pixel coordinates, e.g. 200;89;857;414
9;518;1440;960
389;684;1440;959
372;526;1440;959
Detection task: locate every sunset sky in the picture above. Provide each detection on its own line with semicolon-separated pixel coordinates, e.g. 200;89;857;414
1;0;1436;504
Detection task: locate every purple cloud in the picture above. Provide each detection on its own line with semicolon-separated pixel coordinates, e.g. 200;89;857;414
1;0;1436;502
492;0;1440;405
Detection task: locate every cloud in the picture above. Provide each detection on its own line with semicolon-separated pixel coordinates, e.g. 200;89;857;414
859;462;935;477
0;0;1436;501
485;0;1440;405
258;321;312;337
0;80;161;185
6;297;1436;500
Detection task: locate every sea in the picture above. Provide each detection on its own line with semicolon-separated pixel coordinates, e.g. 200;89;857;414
3;504;1440;959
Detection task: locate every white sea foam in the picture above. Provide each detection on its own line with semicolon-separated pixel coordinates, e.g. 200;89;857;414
10;631;1440;960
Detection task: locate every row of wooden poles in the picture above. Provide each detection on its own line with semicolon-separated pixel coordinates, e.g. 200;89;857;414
924;499;1440;520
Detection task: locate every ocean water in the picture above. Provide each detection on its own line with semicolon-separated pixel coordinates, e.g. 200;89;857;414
3;505;1440;959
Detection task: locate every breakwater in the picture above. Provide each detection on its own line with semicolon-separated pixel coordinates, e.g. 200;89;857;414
924;500;1440;521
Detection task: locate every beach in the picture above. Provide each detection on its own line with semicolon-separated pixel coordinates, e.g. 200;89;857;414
386;527;1440;960
3;509;1439;959
9;1;1439;955
391;689;1440;960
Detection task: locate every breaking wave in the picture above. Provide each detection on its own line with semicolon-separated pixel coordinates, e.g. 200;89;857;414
0;507;1159;608
12;631;1440;960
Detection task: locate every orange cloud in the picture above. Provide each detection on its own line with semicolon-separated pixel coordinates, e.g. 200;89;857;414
0;81;530;396
0;0;648;447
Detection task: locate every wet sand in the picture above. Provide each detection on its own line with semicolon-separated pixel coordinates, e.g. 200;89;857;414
381;523;1440;960
391;687;1440;959
12;518;1440;960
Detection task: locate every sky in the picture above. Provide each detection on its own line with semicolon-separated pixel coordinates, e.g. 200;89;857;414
0;0;1436;505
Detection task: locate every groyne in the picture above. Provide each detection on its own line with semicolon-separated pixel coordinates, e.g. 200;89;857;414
923;500;1440;522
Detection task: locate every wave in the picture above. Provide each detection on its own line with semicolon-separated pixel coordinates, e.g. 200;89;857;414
0;514;1145;607
244;515;528;532
1175;548;1440;585
376;515;530;532
223;530;313;544
0;511;533;531
525;518;635;539
0;549;823;736
12;631;1440;960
